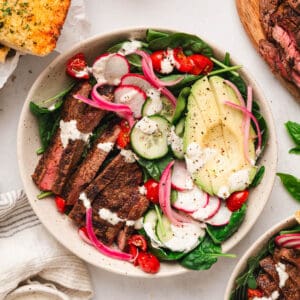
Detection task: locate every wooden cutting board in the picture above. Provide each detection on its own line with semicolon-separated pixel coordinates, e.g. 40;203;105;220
236;0;300;101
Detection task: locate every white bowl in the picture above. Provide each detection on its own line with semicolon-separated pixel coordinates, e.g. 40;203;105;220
17;27;278;278
224;216;296;299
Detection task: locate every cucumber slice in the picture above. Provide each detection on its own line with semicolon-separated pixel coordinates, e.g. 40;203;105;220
156;215;173;243
142;96;175;122
172;87;190;124
175;117;185;137
131;115;170;160
143;209;157;224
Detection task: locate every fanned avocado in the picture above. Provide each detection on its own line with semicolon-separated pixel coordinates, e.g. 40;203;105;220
183;76;257;199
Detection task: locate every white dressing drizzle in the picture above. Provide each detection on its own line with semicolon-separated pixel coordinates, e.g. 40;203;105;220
60;120;91;148
97;142;114;152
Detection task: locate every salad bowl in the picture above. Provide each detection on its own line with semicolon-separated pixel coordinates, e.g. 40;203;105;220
17;27;277;277
224;215;298;299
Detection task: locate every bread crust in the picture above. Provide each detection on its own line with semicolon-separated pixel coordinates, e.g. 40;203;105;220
0;0;71;56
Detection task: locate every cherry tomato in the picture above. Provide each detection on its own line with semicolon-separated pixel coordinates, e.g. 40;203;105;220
226;190;249;212
173;48;194;73
128;234;147;251
150;50;165;72
137;252;160;274
129;245;139;266
189;54;214;75
66;53;89;79
144;179;159;204
55;196;66;213
117;120;131;148
248;288;263;298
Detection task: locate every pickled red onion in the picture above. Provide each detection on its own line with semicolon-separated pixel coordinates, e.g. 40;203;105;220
85;207;133;261
224;101;262;155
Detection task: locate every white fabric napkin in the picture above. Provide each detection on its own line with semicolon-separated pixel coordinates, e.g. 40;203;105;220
0;190;93;300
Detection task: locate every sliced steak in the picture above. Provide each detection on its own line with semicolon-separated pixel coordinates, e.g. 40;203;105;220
272;25;300;73
274;247;300;267
62;123;121;205
260;0;280;37
287;0;300;13
259;39;291;80
68;154;131;225
256;273;279;296
92;186;148;246
260;256;280;284
32;82;106;195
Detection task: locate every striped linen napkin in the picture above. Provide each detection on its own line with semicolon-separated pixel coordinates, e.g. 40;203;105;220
0;190;93;300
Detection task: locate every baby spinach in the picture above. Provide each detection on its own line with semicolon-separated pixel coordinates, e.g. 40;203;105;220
180;235;235;270
249;166;265;188
30;83;75;154
277;173;300;202
232;237;275;299
146;29;169;42
207;204;247;244
285;121;300;154
148;32;213;57
280;225;300;235
137;154;174;181
149;246;185;261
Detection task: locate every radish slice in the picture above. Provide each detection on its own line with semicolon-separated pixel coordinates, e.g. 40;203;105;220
114;85;146;118
85;207;132;261
205;202;232;226
171;160;193;191
275;233;300;246
224;101;262;155
120;73;154;92
190;196;221;221
78;227;93;245
92;53;130;86
173;186;208;213
282;240;300;248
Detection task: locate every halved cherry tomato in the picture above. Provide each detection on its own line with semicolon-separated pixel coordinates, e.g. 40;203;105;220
189;54;214;75
137;252;160;274
117;120;131;148
66;53;89;79
144;179;159;204
150;50;165;73
128;234;147;251
248;288;263;298
173;48;194;73
226;190;249;212
55;196;66;213
129;245;139;266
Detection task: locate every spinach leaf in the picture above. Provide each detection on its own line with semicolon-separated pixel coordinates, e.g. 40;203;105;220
149;246;185;261
146;29;169;42
148;32;213;57
253;106;268;155
172;87;190;124
137;154;174;181
285;121;300;145
180;235;235;270
164;74;203;95
250;166;265;188
207;204;247;244
280;225;300;235
234;238;274;291
30;83;75;153
277;173;300;202
30;102;61;153
289;146;300;155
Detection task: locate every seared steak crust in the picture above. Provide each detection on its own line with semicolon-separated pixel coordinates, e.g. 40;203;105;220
259;0;300;89
32;82;106;195
62;123;121;205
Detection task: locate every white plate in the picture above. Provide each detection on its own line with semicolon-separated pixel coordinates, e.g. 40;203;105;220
17;27;278;277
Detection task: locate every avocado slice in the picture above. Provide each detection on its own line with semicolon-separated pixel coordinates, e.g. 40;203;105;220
183;76;257;198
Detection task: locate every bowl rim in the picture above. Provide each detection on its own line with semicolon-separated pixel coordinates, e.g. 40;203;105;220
224;215;297;300
17;26;278;278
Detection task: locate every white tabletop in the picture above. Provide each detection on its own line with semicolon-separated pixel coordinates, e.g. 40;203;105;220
1;0;300;299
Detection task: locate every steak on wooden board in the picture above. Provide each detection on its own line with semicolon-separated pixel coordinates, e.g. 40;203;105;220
259;0;300;89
